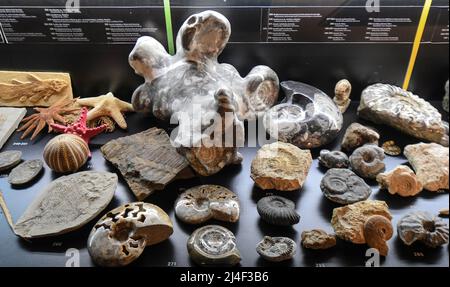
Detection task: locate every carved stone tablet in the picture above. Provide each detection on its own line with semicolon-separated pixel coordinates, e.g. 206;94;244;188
0;107;27;149
8;159;43;185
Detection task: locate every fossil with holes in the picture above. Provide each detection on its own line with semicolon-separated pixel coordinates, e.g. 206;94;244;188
349;144;385;179
129;11;279;176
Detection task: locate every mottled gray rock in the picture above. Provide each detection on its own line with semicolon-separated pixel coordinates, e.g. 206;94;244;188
256;236;297;262
321;168;371;205
8;159;43;185
0;150;22;172
341;123;380;152
350;145;385;179
318;150;349;169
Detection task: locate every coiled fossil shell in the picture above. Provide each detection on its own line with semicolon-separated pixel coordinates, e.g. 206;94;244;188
88;202;173;267
381;140;401;156
318;150;349;169
397;211;449;248
257;196;300;226
363;215;393;256
256;236;297;262
376;165;423;197
175;185;240;224
43;134;89;173
321;168;371;205
187;225;241;266
349;145;385;179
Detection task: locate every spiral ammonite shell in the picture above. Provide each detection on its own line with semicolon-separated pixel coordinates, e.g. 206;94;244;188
256;236;297;262
363;215;393;256
376;165;423;197
349;144;385;179
43;134;89;173
257;196;300;226
187;225;241;266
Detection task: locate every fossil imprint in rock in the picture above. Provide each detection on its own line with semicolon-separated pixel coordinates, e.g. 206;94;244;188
129;11;279;176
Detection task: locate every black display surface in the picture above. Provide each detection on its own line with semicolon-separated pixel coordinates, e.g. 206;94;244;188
0;103;448;267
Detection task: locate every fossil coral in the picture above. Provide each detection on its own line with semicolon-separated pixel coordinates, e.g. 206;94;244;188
257;196;300;226
349;145;385;179
256;236;297;262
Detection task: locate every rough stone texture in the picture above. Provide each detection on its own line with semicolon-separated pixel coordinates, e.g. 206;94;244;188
404;143;449;191
331;200;392;244
341;123;380;152
334;79;352;113
0;108;26;149
318;150;349;169
88;202;173;267
443;80;449;113
301;229;336;250
14;171;117;239
358;84;446;143
256;236;297;262
381;140;402;156
8;159;43;185
0;150;22;171
349;145;386;179
376;165;423;197
251;142;312;191
101;128;194;200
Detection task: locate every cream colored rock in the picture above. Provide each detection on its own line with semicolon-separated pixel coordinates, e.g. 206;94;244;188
404;143;449;191
376;165;423;197
331;200;392;244
334;79;352;113
251;142;312;191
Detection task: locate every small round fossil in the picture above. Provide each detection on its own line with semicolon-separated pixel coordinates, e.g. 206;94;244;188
318;150;349;169
0;150;22;172
381;140;401;156
256;236;297;262
397;211;449;248
363;215;393;256
175;185;240;224
187;225;241;266
8;159;43;185
301;229;336;250
349;145;385;179
320;168;371;205
376;165;423;197
257;196;300;226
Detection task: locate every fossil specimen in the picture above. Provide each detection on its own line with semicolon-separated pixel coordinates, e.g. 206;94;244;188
0;107;26;149
358;84;446;143
404;143;449;191
444;80;449;113
175;185;239;224
17;97;79;140
301;229;336;250
251;142;312;191
264;81;343;149
0;71;72;107
257;196;300;226
376;165;423;197
76;92;134;129
381;140;401;156
0;150;22;171
349;145;385;179
439;209;449;217
187;225;241;266
440;120;449;147
88;202;173;267
341;123;380;152
318;150;349;169
101;128;193;200
363;215;393;256
331;200;392;244
13;171;117;239
320;168;371;205
43;134;90;173
8;159;43;185
87;115;116;132
256;236;297;262
334;79;352;113
397;211;449;248
129;11;278;176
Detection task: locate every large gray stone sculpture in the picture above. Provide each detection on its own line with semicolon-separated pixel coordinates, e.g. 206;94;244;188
129;11;279;176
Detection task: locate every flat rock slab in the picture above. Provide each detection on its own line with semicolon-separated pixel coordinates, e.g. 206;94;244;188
0;108;27;149
101;127;192;200
0;150;22;172
8;159;43;185
14;171;117;239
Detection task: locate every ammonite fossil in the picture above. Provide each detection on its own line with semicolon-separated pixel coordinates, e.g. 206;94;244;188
334;79;352;113
187;225;241;266
263;81;343;149
376;165;423;197
0;150;22;171
397;211;449;248
341;123;380;152
381;140;401;156
301;229;337;250
43;134;90;173
318;150;349;169
256;236;297;262
257;196;300;226
175;185;240;224
8;159;43;185
363;215;393;256
320;168;371;205
358;84;446;143
349;145;385;179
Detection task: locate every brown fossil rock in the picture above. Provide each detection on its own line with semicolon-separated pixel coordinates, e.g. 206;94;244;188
301;229;336;250
251;142;312;191
404;143;449;192
363;215;393;256
376;165;423;197
341;123;380;152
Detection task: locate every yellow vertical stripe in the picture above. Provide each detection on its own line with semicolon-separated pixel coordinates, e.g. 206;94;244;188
403;0;433;90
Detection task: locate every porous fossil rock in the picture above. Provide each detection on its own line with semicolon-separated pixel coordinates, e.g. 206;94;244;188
341;123;380;152
256;236;297;262
334;79;352;113
349;145;385;179
331;200;392;244
251;142;312;191
381;140;402;156
358;84;446;143
0;150;22;171
318;150;349;169
404;143;449;191
363;215;393;256
101;128;194;200
8;159;43;185
257;196;300;226
376;165;423;197
301;229;336;250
